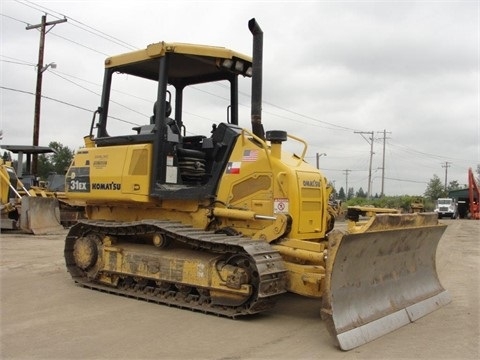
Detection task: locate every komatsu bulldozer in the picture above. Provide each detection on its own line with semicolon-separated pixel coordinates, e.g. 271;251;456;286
1;158;64;234
64;19;450;350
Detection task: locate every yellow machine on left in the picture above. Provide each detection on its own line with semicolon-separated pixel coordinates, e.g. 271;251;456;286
0;159;64;234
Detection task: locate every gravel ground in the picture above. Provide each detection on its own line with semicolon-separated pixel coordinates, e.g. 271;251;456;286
0;219;478;360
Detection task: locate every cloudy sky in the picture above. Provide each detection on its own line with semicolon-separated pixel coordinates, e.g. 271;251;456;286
1;0;478;196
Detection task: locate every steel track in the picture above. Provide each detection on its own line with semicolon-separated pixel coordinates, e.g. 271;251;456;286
65;219;287;318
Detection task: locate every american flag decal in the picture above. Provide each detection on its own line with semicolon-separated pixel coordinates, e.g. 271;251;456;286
242;149;259;162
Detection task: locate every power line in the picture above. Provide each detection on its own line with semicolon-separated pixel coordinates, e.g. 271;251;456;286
323;168;365;172
0;12;30;25
262;100;358;133
217;82;359;133
47;71;100;96
0;85;139;126
0;59;35;67
13;0;49;17
6;15;342;131
48;32;111;57
48;71;150;118
1;85;91;112
2;10;114;57
63;17;138;50
3;5;130;61
384;177;427;184
2;58;152;119
0;55;35;65
16;0;138;50
388;141;460;162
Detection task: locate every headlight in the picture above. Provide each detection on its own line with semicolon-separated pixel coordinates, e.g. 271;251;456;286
234;60;244;72
221;59;234;69
218;58;252;77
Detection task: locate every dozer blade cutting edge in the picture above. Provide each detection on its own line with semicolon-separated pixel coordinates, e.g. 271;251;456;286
20;196;64;235
321;212;451;350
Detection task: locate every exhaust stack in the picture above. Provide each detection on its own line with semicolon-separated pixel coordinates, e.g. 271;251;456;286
248;18;265;141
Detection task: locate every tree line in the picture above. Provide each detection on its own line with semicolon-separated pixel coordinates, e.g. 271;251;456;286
333;165;480;212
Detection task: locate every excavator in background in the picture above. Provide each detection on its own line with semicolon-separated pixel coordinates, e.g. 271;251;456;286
64;19;450;350
447;168;479;220
468;167;479;219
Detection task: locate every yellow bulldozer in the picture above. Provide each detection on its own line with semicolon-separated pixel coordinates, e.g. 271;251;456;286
410;196;425;213
0;157;64;234
64;19;450;350
1;145;85;234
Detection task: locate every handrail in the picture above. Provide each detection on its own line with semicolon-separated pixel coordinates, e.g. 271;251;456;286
286;133;308;167
240;129;309;169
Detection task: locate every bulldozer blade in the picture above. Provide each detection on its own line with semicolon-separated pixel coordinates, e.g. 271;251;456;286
20;196;64;235
321;220;450;350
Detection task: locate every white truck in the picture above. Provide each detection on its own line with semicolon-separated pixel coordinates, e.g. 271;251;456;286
435;198;458;219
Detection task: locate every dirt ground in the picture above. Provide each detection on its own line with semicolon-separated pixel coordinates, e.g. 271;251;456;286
0;219;478;360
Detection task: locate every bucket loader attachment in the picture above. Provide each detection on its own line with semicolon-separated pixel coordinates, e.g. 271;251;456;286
321;212;451;350
20;196;64;235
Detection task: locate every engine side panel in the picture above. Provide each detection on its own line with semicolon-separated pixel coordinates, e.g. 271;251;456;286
66;144;152;203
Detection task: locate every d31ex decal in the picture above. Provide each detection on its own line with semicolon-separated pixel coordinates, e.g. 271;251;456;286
66;167;90;192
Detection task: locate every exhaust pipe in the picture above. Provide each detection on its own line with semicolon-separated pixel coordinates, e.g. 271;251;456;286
248;18;265;141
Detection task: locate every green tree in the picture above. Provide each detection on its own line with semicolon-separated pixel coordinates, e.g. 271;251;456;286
424;174;446;200
50;141;74;174
327;181;337;198
356;187;366;198
447;180;462;191
37;141;74;180
38;154;55;179
338;187;346;200
347;187;355;200
2;151;12;162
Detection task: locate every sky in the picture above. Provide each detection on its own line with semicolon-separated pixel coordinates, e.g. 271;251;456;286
1;0;478;196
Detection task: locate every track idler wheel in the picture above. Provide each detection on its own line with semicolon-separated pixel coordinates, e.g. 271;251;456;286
72;233;102;278
152;232;171;248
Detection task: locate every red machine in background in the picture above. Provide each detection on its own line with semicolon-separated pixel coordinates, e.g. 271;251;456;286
468;168;480;219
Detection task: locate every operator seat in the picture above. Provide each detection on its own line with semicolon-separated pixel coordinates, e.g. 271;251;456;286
145;100;206;184
150;100;172;124
156;101;206;184
133;101;172;134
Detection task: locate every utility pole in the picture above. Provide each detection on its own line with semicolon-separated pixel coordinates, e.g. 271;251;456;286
442;161;451;192
26;15;67;176
316;152;326;169
377;129;391;196
354;131;374;198
343;169;351;199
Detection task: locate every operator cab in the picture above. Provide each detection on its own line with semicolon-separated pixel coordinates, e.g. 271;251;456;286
91;42;252;200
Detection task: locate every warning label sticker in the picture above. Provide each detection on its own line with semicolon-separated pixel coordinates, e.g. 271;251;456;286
274;198;289;214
